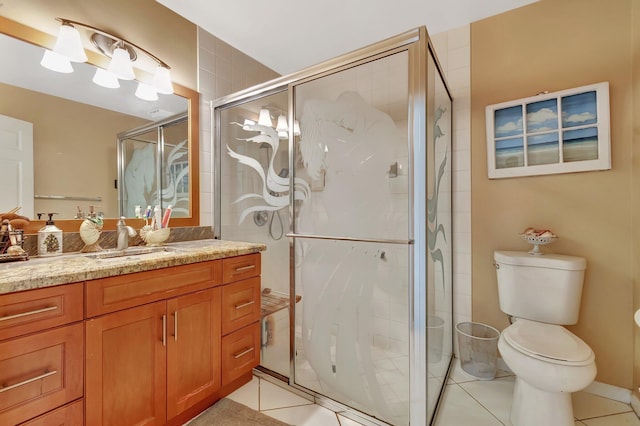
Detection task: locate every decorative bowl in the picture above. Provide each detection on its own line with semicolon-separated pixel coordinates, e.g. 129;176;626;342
520;233;557;255
141;227;170;246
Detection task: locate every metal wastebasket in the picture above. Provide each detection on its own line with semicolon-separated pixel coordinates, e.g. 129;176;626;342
456;322;500;380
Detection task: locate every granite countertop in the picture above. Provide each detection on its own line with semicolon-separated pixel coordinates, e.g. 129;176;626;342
0;239;266;295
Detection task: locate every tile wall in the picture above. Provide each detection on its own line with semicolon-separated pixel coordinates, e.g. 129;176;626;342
196;28;280;228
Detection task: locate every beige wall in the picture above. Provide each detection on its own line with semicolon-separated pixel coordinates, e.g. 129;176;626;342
0;83;148;218
471;0;634;389
633;0;640;397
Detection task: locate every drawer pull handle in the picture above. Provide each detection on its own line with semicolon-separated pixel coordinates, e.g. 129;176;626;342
173;312;178;342
162;315;167;347
233;347;254;359
0;369;57;393
234;300;255;310
235;265;255;272
0;305;58;322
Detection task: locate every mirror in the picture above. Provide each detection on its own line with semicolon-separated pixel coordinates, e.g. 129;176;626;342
0;19;199;232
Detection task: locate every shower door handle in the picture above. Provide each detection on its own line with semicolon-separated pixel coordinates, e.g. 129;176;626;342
285;233;413;245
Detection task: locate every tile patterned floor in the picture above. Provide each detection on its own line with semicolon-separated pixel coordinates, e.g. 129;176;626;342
224;360;640;425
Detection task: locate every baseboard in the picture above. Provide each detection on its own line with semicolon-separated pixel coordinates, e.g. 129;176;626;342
583;381;631;404
631;393;640;417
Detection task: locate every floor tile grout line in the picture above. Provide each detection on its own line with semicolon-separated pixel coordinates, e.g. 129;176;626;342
576;410;635;421
453;382;509;426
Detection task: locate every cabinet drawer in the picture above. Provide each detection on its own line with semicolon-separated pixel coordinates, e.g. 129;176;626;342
221;277;261;335
221;323;260;386
222;253;261;283
0;283;83;341
0;323;84;426
19;399;83;426
86;260;222;317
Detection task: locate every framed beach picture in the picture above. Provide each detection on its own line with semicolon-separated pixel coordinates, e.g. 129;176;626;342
485;82;610;179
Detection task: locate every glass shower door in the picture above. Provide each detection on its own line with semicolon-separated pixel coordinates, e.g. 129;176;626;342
216;90;292;379
291;51;412;426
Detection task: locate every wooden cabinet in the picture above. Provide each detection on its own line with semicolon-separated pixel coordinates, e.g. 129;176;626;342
0;282;83;342
19;400;83;426
86;301;167;425
166;288;221;419
0;283;84;426
221;254;261;387
85;254;260;425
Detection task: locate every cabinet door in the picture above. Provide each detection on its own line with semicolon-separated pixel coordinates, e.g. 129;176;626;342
166;288;222;420
0;323;83;426
85;302;167;426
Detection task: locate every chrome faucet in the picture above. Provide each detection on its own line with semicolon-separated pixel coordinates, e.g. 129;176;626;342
116;217;136;250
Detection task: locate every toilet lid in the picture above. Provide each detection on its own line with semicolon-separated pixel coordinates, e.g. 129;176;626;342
503;319;594;365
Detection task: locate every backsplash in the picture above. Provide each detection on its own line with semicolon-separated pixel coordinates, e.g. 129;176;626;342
22;226;214;257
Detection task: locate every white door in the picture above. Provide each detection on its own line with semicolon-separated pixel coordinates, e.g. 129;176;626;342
0;115;34;218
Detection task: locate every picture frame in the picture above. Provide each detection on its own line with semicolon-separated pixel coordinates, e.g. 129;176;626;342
485;82;611;179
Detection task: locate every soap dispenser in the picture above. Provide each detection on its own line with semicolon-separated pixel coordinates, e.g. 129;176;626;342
38;213;63;257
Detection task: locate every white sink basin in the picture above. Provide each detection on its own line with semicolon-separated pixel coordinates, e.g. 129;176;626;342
635;309;640;327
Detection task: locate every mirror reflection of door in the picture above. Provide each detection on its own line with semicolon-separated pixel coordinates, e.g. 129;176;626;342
0;114;33;218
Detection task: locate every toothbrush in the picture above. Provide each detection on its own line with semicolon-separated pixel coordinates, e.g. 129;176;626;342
153;205;161;230
161;205;172;228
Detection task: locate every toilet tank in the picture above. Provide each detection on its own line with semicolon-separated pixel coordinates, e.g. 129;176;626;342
494;250;587;325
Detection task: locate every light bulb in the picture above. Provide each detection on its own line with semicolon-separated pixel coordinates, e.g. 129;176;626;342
53;23;87;62
153;65;173;94
40;49;73;73
108;46;135;80
92;68;120;88
276;115;289;132
135;82;158;101
257;108;273;127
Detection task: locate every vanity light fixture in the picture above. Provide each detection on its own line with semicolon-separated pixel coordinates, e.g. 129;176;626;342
276;114;289;139
40;18;174;100
258;108;274;127
249;107;301;139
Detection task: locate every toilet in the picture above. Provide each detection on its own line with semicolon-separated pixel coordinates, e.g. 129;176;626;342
494;250;597;426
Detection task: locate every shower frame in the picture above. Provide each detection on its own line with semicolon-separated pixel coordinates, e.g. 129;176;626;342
117;112;189;218
212;27;453;426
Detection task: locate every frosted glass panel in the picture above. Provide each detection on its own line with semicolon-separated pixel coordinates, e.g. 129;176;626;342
293;51;409;241
425;49;453;422
294;238;410;425
218;91;292;378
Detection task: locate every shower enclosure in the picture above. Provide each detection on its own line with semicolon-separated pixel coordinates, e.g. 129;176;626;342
117;112;190;218
214;27;452;425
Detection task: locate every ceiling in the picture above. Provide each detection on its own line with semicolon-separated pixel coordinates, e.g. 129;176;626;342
156;0;538;75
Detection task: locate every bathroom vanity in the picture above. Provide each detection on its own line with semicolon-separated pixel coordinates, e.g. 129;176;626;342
0;239;264;425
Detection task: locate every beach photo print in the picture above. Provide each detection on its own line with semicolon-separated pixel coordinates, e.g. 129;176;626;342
485;82;610;178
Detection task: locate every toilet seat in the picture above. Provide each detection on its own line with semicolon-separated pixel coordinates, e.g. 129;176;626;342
502;319;594;366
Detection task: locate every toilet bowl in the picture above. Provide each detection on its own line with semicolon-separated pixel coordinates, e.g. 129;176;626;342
498;319;596;426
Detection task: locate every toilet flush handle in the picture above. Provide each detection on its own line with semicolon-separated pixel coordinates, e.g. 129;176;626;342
494;263;500;269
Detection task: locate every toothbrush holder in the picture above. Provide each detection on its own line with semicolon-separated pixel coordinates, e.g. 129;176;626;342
142;227;171;246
